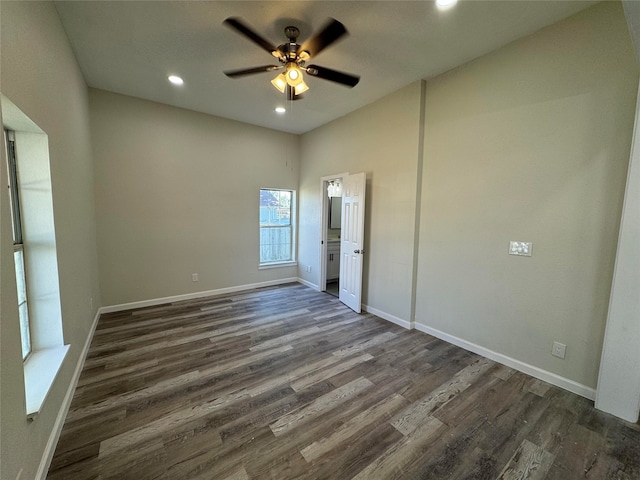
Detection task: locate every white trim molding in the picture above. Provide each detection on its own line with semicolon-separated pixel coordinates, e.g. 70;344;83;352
363;304;412;330
595;75;640;423
414;322;596;401
101;278;299;314
258;261;297;270
36;307;102;480
297;277;320;291
25;345;69;418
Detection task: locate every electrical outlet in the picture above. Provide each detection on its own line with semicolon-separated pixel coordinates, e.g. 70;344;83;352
192;273;198;282
552;341;566;359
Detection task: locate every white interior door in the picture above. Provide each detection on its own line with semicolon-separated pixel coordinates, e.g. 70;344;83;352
339;172;366;313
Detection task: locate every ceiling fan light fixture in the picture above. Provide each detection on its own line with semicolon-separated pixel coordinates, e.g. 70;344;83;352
299;51;311;62
223;17;360;100
285;63;303;87
294;81;309;95
271;73;287;93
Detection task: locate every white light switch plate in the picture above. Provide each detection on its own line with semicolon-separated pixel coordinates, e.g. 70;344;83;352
509;241;532;256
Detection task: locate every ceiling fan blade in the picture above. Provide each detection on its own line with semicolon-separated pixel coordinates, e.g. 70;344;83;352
306;65;360;87
223;17;277;55
300;19;348;58
224;65;282;78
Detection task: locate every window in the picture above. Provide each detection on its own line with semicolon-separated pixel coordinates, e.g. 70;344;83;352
259;189;295;265
3;97;69;418
5;129;31;359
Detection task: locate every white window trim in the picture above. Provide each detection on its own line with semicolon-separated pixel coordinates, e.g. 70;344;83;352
24;345;69;418
258;260;298;270
259;188;297;267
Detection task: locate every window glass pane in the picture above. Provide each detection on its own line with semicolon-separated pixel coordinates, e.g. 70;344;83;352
19;303;31;359
14;249;31;359
14;249;27;305
260;226;292;263
259;189;293;264
7;130;31;359
260;190;291;226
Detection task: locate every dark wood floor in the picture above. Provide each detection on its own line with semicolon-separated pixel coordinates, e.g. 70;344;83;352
48;283;640;479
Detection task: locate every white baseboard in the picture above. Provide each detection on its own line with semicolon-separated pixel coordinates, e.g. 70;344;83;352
101;278;299;314
33;285;595;480
414;322;596;401
297;277;320;291
38;278;299;477
297;282;413;331
363;304;412;330
36;307;102;480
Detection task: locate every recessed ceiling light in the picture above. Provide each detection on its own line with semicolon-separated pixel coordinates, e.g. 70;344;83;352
168;75;184;85
275;107;286;114
436;0;457;10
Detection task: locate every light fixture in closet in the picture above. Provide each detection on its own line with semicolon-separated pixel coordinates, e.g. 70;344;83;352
436;0;458;10
327;180;342;197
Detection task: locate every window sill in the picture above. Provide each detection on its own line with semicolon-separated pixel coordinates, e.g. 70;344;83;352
258;261;297;270
24;345;70;419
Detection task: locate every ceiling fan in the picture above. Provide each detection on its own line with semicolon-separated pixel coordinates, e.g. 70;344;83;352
223;17;360;100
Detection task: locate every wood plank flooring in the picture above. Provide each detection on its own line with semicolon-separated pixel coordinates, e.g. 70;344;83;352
48;283;640;479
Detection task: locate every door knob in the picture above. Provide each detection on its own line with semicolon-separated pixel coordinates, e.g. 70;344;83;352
354;249;359;254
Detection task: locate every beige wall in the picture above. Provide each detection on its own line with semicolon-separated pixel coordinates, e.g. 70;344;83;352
299;1;637;394
1;3;637;477
90;89;300;306
415;1;638;390
0;2;101;479
299;82;423;323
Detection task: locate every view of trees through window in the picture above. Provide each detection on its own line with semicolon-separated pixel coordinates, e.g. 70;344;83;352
259;189;293;264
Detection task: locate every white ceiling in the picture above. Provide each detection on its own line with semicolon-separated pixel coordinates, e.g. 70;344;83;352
54;1;597;134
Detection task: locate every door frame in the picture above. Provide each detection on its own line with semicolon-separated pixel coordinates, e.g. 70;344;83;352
319;172;349;293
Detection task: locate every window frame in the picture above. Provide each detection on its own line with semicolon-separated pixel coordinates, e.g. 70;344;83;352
259;188;297;267
5;129;32;360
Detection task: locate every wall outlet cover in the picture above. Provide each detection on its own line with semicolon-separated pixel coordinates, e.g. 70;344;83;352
552;341;566;359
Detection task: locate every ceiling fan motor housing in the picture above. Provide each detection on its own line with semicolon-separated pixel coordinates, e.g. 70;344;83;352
278;26;305;64
284;26;300;42
278;43;302;63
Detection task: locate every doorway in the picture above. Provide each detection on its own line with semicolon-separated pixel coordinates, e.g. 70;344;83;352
326;181;342;297
320;172;367;312
320;173;348;297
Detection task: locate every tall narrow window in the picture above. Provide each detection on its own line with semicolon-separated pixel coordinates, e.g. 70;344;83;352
5;129;31;359
259;189;294;265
